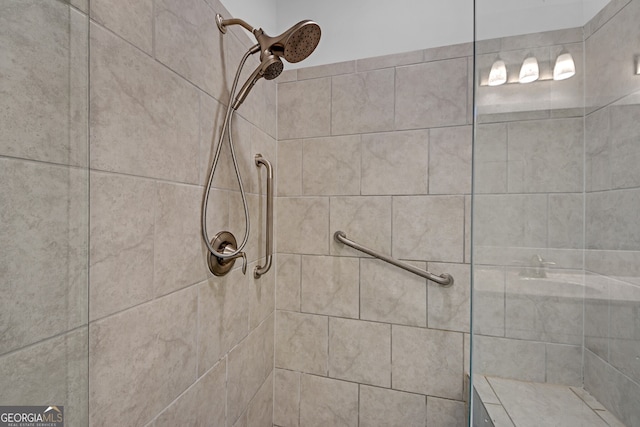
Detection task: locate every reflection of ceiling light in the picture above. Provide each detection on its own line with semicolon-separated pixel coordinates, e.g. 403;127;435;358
636;58;640;75
519;56;539;83
488;59;507;86
554;52;576;80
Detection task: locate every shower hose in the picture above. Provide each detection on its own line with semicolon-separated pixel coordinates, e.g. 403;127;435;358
201;46;256;260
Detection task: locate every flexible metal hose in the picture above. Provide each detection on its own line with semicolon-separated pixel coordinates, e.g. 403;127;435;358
201;45;258;259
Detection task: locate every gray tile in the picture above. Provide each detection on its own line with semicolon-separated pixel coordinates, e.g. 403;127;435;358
584;0;631;38
571;387;606;411
91;0;152;54
297;61;355;80
0;159;87;354
356;49;424;72
584;273;610;359
392;325;463;399
473;267;506;337
278;78;331;140
360;259;427;327
608;280;640;384
329;318;391;387
274;369;300;427
249;258;275;329
89;287;197;427
90;23;200;183
474;335;546;382
277;139;303;196
473;375;500;405
199;92;234;190
474;122;508;195
428;262;470;333
424;43;473;62
332;69;395;134
301;256;359;318
330;196;392;257
154;182;209;297
610;103;640;190
395;58;468;130
546;344;583;386
276;254;301;312
429;126;472;195
484;403;515;427
300;375;358;427
90;172;154;321
227;314;274;426
246;373;273;427
548;193;584;249
198;270;249;376
392;196;465;263
154;359;226;427
0;329;88;427
586;188;640;251
361;130;429;196
275;311;328;376
359;385;426;427
302;135;361;195
426;396;466;427
585;106;612;192
276;197;329;255
154;0;224;98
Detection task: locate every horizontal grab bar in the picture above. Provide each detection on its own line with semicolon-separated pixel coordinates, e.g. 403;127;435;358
333;231;454;287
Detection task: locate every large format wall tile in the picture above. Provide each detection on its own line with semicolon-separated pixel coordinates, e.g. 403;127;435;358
276;311;328;375
395;58;468;130
586;188;640;251
278;78;331;140
429;126;472;195
426;396;467;427
89;287;197;427
246;373;273;427
392;196;465;263
299;375;358;427
392;325;464;399
0;159;87;355
301;256;360;318
302;135;361;195
329;318;391;387
274;369;300;427
276;197;329;254
428;262;470;333
359;386;426;427
91;0;152;54
361;130;429;195
227;314;274;426
474;123;508;194
332;69;395;135
90;172;155;321
609;103;640;190
154;0;224;98
474;335;546;382
276;254;301;311
90;23;200;183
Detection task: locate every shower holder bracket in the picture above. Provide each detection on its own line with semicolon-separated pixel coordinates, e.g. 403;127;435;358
208;231;243;276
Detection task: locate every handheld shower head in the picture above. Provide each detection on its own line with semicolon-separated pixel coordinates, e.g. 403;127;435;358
232;54;283;110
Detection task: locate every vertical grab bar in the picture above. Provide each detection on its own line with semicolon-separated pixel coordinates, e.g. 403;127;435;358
254;154;273;278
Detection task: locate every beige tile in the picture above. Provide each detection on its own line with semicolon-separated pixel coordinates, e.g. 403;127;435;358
424;42;473;62
473;375;500;405
198;270;249;376
359;385;426;427
0;0;78;165
91;0;152;54
301;256;360;318
474;123;508;194
298;61;355;80
302;135;361;196
277;139;303;197
361;130;429;195
154;182;209;297
276;254;301;312
0;329;88;427
392;196;465;263
360;259;427;327
199;92;234;190
276;197;329;255
300;375;358;427
356;49;424;72
426;396;466;427
473;267;506;337
154;0;224;98
395;58;468;130
484;403;515;427
428;262;470;333
429;126;472;195
274;369;300;427
90;172;154;321
332;69;395;134
278;78;331;140
247;373;273;427
275;311;328;376
229;192;261;265
69;8;89;169
89;287;197;427
330;196;392;256
0;159;87;354
571;387;606;411
154;359;226;427
474;335;546;382
546;344;583;386
392;325;463;399
90;23;200;183
249;258;275;330
70;0;88;13
329;318;391;387
227;314;274;426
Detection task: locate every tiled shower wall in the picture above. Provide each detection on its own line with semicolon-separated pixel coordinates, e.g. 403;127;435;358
583;0;640;425
88;0;275;425
273;45;474;426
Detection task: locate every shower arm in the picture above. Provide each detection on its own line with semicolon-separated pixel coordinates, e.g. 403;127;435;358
216;15;255;34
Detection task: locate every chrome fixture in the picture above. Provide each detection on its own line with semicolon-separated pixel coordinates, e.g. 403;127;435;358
254;154;273;279
334;231;454;287
519;254;556;279
202;15;320;277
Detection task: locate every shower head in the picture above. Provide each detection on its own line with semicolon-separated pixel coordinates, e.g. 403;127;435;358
232;54;283;110
254;20;321;64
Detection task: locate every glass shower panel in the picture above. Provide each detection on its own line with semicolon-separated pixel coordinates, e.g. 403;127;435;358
472;0;640;426
0;1;89;426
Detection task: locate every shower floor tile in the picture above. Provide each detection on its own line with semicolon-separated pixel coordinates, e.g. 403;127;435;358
474;375;626;427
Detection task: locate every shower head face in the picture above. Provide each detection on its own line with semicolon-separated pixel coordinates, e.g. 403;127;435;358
262;56;284;80
256;20;321;64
